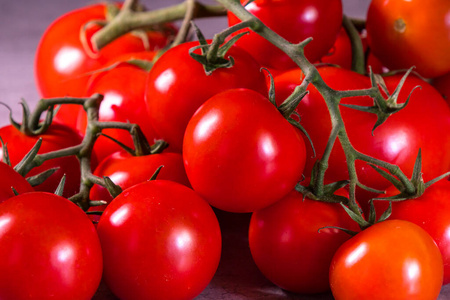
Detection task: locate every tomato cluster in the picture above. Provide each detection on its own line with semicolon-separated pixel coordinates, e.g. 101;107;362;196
0;0;449;299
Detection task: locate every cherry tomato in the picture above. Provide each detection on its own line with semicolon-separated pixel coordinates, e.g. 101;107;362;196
35;3;175;129
228;0;343;70
249;188;359;294
0;123;83;198
329;219;443;300
97;180;221;300
183;88;306;213
145;40;268;152
366;0;450;78
317;27;352;70
0;162;34;203
0;192;103;300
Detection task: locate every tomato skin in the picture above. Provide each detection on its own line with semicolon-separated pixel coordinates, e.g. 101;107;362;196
0;123;83;198
228;0;343;70
0;162;34;203
97;180;221;300
432;72;450;105
0;192;103;300
330;219;443;300
35;3;174;129
317;27;352;70
249;189;359;294
145;41;268;152
183;88;306;213
366;0;450;78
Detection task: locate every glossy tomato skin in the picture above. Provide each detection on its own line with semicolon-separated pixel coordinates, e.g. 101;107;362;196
249;189;359;294
329;219;443;300
183;88;306;213
0;123;83;198
274;67;450;206
97;180;221;300
0;162;34;203
228;0;343;70
35;3;174;129
0;192;103;300
145;41;268;152
366;0;450;78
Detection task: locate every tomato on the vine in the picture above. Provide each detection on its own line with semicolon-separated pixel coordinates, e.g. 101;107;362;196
183;88;306;213
366;0;450;78
145;40;268;153
97;180;221;300
0;192;103;300
228;0;343;70
329;219;443;300
0;123;83;198
0;162;34;203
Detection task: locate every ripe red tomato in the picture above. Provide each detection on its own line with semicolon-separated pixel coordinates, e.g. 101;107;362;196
0;162;34;203
77;52;159;163
0;123;83;198
228;0;343;70
97;180;221;300
366;0;450;78
145;40;268;152
35;3;175;129
274;66;450;205
316;27;352;70
329;219;443;300
0;192;103;300
183;88;306;213
249;189;359;294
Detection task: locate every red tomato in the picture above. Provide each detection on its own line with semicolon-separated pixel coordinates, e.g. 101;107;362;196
432;72;450;105
183;88;306;213
35;3;175;129
145;40;268;152
0;162;34;203
249;189;359;294
0;192;103;300
0;123;83;198
97;180;221;300
373;180;450;284
366;0;450;78
317;27;352;70
78;52;159;163
274;66;450;206
329;219;443;300
228;0;343;70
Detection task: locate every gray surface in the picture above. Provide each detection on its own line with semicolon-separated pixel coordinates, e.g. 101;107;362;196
1;1;449;299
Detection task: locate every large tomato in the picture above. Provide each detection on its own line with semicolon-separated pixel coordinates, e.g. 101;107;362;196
145;40;268;152
0;162;34;203
227;0;343;70
274;66;450;206
329;219;443;300
0;123;83;198
249;188;359;294
35;3;175;129
97;180;221;300
183;88;306;213
366;0;450;78
0;192;103;300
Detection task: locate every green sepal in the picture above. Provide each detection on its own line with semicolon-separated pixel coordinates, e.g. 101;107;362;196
340;202;370;229
14;138;42;176
356;181;386;194
104;176;122;198
54;174;66;197
89;200;108;207
261;67;276;106
149;165;163;181
318;225;359;237
26;168;58;187
287;117;316;158
368;163;403;191
377;201;392;222
11;186;19;196
0;137;11;167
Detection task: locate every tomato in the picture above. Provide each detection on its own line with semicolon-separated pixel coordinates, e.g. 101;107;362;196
372;180;450;285
274;66;450;206
0;123;83;198
35;3;175;129
0;162;34;203
97;180;221;300
0;192;103;300
145;40;268;152
329;219;443;300
317;27;352;70
432;72;450;105
366;0;450;78
183;88;306;213
228;0;343;70
77;52;160;163
89;150;190;214
249;188;359;294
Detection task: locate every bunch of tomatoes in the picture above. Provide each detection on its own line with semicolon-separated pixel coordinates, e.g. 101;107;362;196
0;0;449;299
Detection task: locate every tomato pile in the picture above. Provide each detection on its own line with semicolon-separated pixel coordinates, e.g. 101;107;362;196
0;0;449;299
